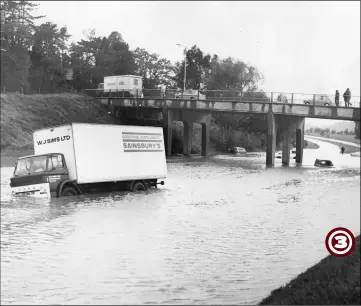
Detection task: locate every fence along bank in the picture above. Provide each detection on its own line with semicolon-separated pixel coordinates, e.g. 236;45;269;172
10;123;167;197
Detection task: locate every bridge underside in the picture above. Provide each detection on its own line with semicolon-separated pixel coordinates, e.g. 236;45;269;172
103;98;360;165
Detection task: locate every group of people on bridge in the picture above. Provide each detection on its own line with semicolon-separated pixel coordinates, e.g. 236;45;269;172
335;88;352;107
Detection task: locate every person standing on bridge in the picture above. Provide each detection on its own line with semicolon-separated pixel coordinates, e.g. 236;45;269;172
335;90;340;107
343;88;352;107
346;88;352;107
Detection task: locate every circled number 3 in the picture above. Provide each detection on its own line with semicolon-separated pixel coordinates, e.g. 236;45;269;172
334;235;348;249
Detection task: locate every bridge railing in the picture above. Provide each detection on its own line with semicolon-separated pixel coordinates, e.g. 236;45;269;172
86;88;360;108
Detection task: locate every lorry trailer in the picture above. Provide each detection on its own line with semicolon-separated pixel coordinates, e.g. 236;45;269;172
10;123;167;197
101;75;143;97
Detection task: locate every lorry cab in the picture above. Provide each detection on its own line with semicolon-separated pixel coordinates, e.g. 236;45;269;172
10;153;70;197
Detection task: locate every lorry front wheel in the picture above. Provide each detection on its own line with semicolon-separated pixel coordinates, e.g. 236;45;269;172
61;186;78;197
132;181;147;192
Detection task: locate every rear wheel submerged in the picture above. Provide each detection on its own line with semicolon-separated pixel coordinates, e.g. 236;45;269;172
132;181;147;192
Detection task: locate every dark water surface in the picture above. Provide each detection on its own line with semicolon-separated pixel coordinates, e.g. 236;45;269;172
1;138;360;305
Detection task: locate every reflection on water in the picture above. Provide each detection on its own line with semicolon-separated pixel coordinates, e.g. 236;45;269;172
1;140;360;305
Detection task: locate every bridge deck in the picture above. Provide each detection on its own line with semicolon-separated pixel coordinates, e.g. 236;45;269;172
100;98;360;121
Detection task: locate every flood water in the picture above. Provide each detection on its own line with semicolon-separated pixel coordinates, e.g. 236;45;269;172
1;138;360;305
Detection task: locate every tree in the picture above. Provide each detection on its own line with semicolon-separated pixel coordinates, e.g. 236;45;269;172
69;30;136;89
133;47;176;89
29;22;71;92
69;29;101;68
206;57;263;92
174;45;212;90
277;93;288;103
107;31;135;75
1;0;44;92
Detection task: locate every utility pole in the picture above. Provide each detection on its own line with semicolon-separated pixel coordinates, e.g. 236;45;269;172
177;44;187;91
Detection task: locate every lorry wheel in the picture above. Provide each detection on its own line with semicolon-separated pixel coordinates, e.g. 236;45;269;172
132;181;147;192
61;186;78;197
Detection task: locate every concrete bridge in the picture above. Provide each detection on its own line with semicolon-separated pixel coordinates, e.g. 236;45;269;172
99;97;360;166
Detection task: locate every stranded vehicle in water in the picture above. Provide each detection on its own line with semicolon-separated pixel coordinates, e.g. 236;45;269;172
10;123;167;197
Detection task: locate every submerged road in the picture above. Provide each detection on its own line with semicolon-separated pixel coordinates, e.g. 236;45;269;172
1;138;360;305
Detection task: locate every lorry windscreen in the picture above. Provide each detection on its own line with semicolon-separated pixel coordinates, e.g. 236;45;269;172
14;156;47;176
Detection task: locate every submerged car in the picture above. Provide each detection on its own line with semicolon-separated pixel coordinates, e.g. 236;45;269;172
276;150;297;159
228;147;247;154
303;94;333;106
175;89;206;100
314;158;334;167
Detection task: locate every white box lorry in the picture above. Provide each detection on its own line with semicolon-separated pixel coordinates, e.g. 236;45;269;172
10;123;167;197
103;75;143;97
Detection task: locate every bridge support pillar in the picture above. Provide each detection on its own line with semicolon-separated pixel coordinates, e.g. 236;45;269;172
183;121;193;156
295;118;305;164
266;112;276;165
282;128;292;165
201;122;210;156
163;109;173;156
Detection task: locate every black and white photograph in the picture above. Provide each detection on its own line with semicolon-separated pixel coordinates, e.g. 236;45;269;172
1;1;360;305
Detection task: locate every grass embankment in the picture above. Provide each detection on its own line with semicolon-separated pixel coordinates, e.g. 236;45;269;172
1;93;117;166
303;140;319;150
260;235;360;305
327;133;361;144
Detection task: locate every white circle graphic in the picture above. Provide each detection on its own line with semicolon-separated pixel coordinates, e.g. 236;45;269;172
327;230;353;255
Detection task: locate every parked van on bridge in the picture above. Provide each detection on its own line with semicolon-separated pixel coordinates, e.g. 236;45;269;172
10;123;167;198
97;75;143;98
175;89;206;100
303;94;333;106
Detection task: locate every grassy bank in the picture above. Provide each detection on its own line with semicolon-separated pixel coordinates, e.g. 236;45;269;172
304;140;319;150
327;133;360;144
1;93;116;149
330;142;359;154
260;235;360;305
306;133;360;154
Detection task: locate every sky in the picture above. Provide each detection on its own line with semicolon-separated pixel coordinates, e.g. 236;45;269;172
35;1;360;127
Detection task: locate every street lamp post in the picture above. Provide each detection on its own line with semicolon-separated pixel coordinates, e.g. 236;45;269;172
177;44;187;91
